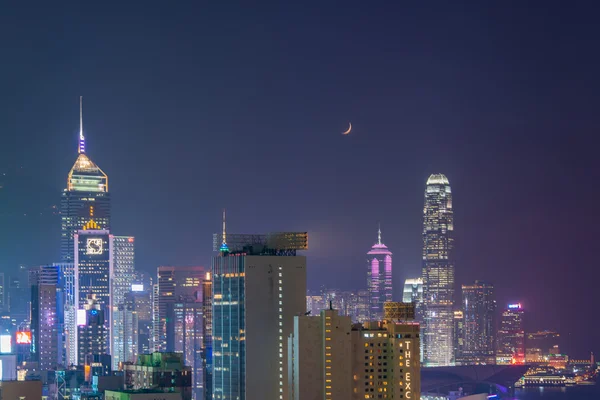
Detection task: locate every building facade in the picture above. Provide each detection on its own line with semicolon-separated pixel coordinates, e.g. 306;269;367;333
30;265;60;370
111;236;136;370
459;281;496;365
421;173;455;366
367;227;392;321
211;232;308;400
77;294;109;367
75;229;112;365
496;303;525;365
155;266;204;399
123;352;192;400
288;308;352;400
202;273;213;400
350;321;421;399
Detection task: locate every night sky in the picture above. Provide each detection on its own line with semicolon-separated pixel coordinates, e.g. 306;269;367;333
1;2;599;357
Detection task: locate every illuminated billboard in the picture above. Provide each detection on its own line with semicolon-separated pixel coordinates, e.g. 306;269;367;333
0;336;11;353
15;331;31;345
508;303;522;309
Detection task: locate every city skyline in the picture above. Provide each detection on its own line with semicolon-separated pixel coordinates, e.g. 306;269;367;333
1;2;599;363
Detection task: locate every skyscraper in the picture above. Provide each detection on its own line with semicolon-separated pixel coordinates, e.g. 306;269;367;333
30;265;59;370
155;266;204;352
202;273;213;400
211;231;308;400
367;226;392;320
77;294;109;368
460;281;496;365
421;173;455;366
496;303;525;365
61;97;110;262
402;278;424;338
130;285;153;356
74;228;112;365
288;308;353;400
155;266;205;399
110;235;136;370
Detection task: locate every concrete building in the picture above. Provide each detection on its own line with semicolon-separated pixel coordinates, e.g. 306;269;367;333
288;308;352;400
30;264;59;370
123;352;192;400
211;230;308;400
351;321;421;399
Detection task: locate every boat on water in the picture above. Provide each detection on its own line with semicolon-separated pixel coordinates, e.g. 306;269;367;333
576;380;596;385
518;372;576;387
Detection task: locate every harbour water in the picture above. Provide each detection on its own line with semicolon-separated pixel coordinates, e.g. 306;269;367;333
513;384;599;400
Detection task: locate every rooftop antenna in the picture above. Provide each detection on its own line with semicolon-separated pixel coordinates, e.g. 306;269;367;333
377;223;382;245
219;209;229;253
79;96;86;154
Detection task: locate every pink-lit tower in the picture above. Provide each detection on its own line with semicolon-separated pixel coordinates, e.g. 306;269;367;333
367;225;393;320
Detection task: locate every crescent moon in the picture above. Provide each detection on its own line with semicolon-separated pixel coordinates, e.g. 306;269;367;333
342;122;352;135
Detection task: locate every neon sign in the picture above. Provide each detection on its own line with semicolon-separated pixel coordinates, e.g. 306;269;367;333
508;303;522;309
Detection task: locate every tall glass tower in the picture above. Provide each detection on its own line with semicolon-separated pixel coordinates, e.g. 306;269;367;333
460;281;496;365
61;97;110;262
422;173;455;366
367;227;392;320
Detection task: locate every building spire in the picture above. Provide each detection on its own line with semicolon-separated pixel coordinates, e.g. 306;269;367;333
219;209;229;253
377;223;382;245
222;209;227;244
79;96;86;154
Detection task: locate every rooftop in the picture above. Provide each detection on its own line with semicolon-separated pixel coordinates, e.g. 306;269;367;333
426;173;450;185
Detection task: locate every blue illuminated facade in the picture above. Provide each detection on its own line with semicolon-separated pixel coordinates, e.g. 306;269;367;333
212;255;246;400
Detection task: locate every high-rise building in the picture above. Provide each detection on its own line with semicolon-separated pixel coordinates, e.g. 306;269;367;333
55;262;77;367
110;236;136;370
115;291;138;367
288;308;353;400
30;265;60;370
350;320;421;399
453;310;464;364
367;227;392;321
211;230;308;400
77;294;109;368
130;285;153;356
460;281;496;365
155;266;204;351
61;97;110;263
202;273;213;400
74;228;112;365
496;303;525;365
402;278;424;331
7;276;29;325
421;173;455;366
155;266;204;399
